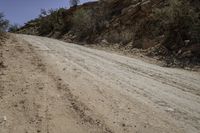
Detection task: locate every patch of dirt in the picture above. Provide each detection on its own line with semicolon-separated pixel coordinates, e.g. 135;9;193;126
53;76;113;133
0;34;50;133
0;34;114;133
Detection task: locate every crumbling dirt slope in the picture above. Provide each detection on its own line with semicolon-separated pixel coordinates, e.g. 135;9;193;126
0;34;200;133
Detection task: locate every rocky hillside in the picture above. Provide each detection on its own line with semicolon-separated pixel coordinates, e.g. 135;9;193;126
17;0;200;66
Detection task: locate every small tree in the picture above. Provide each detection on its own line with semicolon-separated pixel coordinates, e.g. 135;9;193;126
39;9;48;18
0;12;9;32
69;0;80;7
8;23;20;32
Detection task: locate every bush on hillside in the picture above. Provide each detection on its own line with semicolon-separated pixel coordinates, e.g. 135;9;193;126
153;0;200;51
72;7;109;42
38;17;53;35
72;9;95;40
8;24;21;33
38;8;69;36
69;0;80;7
0;12;9;33
39;9;48;18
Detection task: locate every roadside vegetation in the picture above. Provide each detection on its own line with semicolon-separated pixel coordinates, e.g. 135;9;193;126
0;12;21;34
16;0;200;67
0;12;9;33
0;12;9;44
8;24;21;33
69;0;80;7
151;0;200;56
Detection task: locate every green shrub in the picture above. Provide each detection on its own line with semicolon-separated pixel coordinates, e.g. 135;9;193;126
38;8;69;36
38;17;53;35
72;9;96;39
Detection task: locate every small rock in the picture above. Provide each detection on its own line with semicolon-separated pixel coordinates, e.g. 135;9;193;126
166;108;174;112
181;51;192;58
3;116;7;121
177;50;182;55
101;39;109;45
39;87;43;90
184;40;190;46
122;123;126;127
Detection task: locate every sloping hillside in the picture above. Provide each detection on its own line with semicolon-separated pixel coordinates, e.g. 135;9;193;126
17;0;200;67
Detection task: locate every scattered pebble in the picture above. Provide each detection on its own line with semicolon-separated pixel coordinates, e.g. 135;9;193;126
166;107;174;112
122;123;126;127
3;116;7;121
39;87;43;90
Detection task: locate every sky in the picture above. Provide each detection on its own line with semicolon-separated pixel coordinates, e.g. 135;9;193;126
0;0;96;25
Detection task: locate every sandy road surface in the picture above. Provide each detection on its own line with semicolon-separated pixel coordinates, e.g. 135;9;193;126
0;34;200;133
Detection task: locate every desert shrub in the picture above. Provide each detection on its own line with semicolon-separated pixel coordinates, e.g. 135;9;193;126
69;0;80;7
72;9;96;39
153;0;200;50
53;8;69;33
71;6;110;42
38;8;69;36
8;24;21;32
0;12;9;33
39;9;48;18
37;9;53;35
38;17;54;35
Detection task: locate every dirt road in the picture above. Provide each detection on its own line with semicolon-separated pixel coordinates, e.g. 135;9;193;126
0;34;200;133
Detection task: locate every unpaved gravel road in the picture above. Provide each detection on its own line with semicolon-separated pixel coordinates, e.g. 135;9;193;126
0;34;200;133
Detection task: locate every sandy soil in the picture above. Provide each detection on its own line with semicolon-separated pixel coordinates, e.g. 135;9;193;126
0;34;200;133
